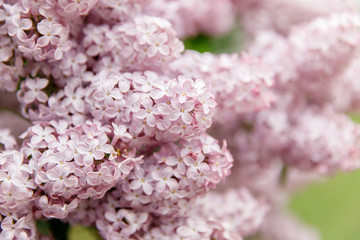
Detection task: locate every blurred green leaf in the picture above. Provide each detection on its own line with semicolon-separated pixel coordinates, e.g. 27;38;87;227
36;220;51;236
183;24;245;54
348;113;360;124
290;170;360;240
68;226;102;240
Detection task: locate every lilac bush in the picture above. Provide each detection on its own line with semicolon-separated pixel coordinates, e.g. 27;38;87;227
0;0;360;239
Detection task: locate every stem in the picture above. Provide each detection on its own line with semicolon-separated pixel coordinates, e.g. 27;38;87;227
279;164;288;186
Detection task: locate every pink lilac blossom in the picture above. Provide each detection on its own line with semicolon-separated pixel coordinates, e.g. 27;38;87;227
168;50;274;123
235;0;356;36
82;15;184;72
0;212;37;240
0;0;360;239
144;0;236;38
86;70;217;144
195;188;269;239
68;186;266;240
249;13;360;102
89;0;148;24
0;130;38;239
20;120;139;219
258;210;321;240
217;100;360;175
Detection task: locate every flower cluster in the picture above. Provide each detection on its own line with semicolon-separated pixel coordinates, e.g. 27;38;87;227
168;50;274;122
144;0;236;38
0;130;37;240
20;120;140;219
235;0;356;35
1;0;360;239
1;0;258;238
82;15;184;72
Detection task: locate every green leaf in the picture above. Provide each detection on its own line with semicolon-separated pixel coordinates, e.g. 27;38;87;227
36;220;51;236
183;24;245;54
348;113;360;124
68;226;102;240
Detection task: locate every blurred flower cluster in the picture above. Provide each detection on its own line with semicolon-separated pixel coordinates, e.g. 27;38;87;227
0;0;360;239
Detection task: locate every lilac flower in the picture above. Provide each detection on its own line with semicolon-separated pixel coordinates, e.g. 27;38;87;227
152;166;177;192
168;99;195;125
147;33;170;57
22;78;49;104
129;168;154;195
135;96;160;127
37;21;63;47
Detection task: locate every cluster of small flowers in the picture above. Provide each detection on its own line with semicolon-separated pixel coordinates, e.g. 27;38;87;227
0;0;275;239
82;15;184;72
64;133;234;237
222;12;360;175
1;0;360;239
226;103;360;174
19;120;147;219
0;0;87;62
168;50;274;123
90;0;147;24
205;3;360;238
0;130;37;240
87;71;216;143
67;187;267;240
234;0;356;35
143;0;236;38
0;212;37;240
17;69;218;146
249;13;360;101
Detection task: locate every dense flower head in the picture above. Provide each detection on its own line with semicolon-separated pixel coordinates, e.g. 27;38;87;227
0;128;37;239
18;69;218;145
1;0;360;239
82;15;184;72
0;150;35;214
195;188;269;239
249;13;360;104
235;0;356;36
144;0;236;38
20;120;139;219
168;50;274;122
90;0;148;24
114;134;233;216
0;0;76;63
218;100;360;175
69;186;265;240
87;70;217;144
0;212;37;240
68;133;233;220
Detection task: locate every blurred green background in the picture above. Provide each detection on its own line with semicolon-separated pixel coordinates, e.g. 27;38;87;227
65;29;360;240
290;170;360;240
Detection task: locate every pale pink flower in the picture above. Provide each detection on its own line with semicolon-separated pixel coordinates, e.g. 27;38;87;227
168;99;195;125
37;21;63;47
23;78;49;104
152;166;178;192
129;168;154;195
